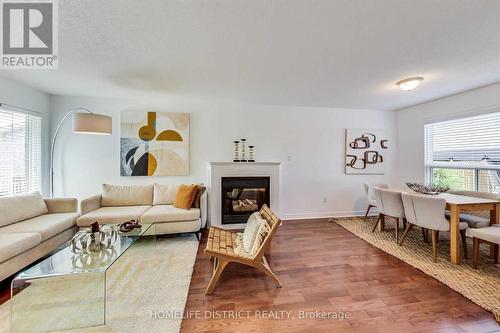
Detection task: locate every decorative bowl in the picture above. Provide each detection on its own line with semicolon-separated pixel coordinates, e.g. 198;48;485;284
405;182;450;195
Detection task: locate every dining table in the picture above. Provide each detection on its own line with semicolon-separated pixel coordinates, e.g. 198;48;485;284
435;193;499;265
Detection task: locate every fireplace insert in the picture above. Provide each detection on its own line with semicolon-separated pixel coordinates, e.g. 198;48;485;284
221;177;270;225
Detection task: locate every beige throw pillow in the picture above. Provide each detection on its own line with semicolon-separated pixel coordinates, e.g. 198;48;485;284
242;212;270;256
0;191;48;227
101;184;153;207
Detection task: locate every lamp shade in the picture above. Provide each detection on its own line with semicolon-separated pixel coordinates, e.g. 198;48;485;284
73;113;112;135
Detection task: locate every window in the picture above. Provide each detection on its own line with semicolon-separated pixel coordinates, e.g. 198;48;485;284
0;107;42;196
424;112;500;194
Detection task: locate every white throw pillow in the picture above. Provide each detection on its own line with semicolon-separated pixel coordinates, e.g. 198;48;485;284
153;184;169;205
242;212;271;255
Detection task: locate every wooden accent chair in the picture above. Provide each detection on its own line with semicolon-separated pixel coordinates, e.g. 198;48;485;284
204;204;282;295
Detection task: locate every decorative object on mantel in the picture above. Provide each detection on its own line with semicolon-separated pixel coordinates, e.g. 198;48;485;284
406;182;450;195
233;141;240;162
248;145;255;162
70;222;118;254
240;138;247;162
119;219;142;233
345;129;388;175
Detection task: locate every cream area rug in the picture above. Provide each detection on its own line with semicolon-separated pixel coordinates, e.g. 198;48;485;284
333;217;500;322
0;235;199;333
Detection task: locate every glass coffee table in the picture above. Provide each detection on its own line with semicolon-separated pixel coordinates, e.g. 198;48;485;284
10;223;156;333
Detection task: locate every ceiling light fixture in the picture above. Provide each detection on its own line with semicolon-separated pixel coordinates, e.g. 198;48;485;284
396;77;424;91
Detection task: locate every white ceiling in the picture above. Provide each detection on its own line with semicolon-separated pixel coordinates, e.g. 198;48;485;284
1;0;499;110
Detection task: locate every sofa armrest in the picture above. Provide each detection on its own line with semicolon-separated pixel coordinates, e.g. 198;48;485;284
44;198;78;213
200;191;207;229
81;195;102;215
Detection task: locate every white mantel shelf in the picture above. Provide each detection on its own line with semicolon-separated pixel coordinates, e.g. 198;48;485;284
207;161;281;229
208;161;281;165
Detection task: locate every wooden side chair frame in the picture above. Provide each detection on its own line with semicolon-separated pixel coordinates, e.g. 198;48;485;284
204;204;282;295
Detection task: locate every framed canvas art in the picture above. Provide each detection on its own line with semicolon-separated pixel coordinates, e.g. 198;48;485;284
120;111;189;176
345;129;388;174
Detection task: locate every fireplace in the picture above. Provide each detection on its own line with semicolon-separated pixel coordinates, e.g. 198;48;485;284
221;177;270;225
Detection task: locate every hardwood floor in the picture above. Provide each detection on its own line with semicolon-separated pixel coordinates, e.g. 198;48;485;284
0;219;498;332
181;219;500;333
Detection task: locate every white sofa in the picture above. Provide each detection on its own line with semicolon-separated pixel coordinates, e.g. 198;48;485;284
77;184;207;237
0;192;79;281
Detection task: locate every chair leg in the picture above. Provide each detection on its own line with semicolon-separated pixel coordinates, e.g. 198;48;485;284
494;244;499;264
380;215;386;231
257;256;282;287
372;214;382;232
205;258;229;295
363;205;373;222
421;228;428;243
435;231;439;243
472;238;479;269
395;218;399;243
431;230;438;262
459;230;468;259
399;223;413;246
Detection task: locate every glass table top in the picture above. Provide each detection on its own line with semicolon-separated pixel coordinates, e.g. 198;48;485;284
15;223;155;280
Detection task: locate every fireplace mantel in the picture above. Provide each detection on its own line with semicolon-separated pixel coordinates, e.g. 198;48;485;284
207;161;281;229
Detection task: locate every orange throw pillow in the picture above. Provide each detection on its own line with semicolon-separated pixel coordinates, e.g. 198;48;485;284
173;184;199;209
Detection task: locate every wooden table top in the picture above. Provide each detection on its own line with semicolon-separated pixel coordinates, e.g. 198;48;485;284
436;193;500;205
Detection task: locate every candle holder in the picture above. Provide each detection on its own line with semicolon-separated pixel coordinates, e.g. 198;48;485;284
233;141;240;162
248;145;255;162
240;139;247;162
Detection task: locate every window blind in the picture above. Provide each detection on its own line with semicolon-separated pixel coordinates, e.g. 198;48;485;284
424;111;500;170
0;107;42;196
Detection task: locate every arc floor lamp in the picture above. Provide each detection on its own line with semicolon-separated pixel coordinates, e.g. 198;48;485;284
50;108;112;197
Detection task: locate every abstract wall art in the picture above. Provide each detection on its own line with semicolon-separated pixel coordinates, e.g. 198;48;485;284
120;111;189;176
345;129;388;174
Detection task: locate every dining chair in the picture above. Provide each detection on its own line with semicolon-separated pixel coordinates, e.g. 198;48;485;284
400;193;469;262
371;188;405;242
363;183;388;222
466;226;500;269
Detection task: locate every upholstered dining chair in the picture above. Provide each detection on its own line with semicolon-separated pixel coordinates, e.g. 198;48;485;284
400;193;469;262
466;226;500;269
363;183;388;222
371;188;405;242
448;190;500;228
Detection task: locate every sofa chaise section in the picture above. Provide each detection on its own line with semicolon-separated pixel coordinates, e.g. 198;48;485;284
0;193;79;281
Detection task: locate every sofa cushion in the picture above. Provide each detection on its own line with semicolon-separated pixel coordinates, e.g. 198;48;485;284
141;205;200;223
0;191;48;228
101;184;153;207
153;184;178;205
466;226;500;244
77;206;152;227
0;213;78;242
0;232;42;263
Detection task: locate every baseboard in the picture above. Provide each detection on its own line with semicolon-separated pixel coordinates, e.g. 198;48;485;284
281;211;378;220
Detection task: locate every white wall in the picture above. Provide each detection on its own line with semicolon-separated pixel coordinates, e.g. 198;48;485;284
50;94;398;219
396;83;500;185
0;77;51;195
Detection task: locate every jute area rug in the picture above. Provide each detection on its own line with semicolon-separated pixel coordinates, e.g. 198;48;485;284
333;217;500;322
0;235;199;333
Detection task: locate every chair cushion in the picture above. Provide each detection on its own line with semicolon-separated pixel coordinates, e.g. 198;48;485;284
77;206;152;227
466;227;500;244
0;213;78;242
0;232;42;263
0;191;48;227
141;205;200;223
101;184;153;207
153;184;178;205
445;212;490;229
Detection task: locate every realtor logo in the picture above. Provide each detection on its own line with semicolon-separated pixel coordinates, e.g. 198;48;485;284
1;0;58;69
